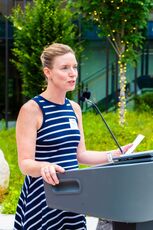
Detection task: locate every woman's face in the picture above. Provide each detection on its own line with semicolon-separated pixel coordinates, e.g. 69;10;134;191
46;52;78;92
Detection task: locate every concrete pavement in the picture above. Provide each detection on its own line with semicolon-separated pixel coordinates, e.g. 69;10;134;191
0;214;98;230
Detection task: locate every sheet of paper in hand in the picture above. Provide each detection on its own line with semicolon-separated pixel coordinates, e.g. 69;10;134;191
125;134;145;155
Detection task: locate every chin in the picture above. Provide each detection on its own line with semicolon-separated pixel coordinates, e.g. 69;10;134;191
67;86;76;92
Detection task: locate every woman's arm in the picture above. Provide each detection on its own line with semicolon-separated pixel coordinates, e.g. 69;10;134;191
70;101;131;165
16;100;65;185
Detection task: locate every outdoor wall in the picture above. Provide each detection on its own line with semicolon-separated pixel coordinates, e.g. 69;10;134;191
80;40;116;103
80;39;153;106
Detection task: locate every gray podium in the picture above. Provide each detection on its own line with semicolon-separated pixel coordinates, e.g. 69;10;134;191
44;151;153;230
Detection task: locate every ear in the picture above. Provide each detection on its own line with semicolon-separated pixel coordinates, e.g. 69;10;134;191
43;67;52;79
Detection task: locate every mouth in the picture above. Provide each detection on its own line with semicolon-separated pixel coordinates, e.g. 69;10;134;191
68;80;76;85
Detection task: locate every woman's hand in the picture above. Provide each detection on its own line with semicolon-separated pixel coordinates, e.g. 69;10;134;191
41;164;65;186
113;143;133;157
121;143;133;154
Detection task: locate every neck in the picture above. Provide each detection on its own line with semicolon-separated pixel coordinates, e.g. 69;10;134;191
41;87;66;105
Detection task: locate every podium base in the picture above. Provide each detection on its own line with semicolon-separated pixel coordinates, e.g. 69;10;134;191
113;221;153;230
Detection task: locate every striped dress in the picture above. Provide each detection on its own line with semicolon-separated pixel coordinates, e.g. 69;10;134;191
14;95;86;230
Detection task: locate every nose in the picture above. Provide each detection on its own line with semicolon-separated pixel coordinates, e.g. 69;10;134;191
69;67;78;78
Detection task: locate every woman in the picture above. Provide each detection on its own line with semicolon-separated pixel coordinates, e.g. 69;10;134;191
14;43;131;230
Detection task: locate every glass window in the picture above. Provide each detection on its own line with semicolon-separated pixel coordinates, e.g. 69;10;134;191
0;0;14;16
13;0;33;9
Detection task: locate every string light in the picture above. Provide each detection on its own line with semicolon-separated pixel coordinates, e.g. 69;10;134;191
118;62;127;125
94;11;97;16
84;0;151;126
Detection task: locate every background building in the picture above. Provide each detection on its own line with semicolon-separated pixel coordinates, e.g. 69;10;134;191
81;20;153;111
0;0;32;125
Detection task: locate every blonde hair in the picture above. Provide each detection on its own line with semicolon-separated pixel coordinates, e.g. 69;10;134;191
40;43;75;69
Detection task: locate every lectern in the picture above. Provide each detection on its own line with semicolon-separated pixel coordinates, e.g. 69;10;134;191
44;151;153;230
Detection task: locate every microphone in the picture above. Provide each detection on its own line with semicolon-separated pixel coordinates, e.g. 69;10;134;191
80;92;123;154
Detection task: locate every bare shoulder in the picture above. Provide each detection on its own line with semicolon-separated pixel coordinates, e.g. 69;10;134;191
17;99;41;127
69;100;82;117
19;99;39;116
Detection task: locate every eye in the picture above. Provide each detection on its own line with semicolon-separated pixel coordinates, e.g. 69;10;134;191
61;65;69;70
73;65;78;70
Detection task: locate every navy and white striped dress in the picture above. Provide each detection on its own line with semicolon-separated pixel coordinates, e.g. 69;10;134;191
14;95;86;230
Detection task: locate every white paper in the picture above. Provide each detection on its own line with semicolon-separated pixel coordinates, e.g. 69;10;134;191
125;134;145;155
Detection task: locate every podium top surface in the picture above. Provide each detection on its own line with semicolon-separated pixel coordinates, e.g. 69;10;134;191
112;150;153;165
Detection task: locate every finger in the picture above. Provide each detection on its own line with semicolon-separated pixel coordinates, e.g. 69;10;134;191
41;167;56;185
49;166;60;185
122;143;133;153
54;165;65;173
49;165;65;185
41;165;65;185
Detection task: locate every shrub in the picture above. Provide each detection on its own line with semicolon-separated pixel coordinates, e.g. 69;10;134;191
134;92;153;113
0;128;24;214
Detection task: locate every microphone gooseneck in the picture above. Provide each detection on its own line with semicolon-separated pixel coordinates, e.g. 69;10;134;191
81;97;123;154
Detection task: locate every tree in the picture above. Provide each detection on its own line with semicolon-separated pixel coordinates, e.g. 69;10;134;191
72;0;153;125
10;0;81;98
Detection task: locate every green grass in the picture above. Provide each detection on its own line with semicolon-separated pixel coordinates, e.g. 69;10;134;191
0;128;24;214
0;110;153;214
83;111;153;151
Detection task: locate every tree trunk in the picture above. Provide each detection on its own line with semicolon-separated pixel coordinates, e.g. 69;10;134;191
118;62;126;125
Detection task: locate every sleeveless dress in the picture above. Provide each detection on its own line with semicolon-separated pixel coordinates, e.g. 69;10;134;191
14;95;87;230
